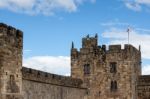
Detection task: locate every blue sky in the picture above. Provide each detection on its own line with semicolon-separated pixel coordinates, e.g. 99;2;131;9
0;0;150;75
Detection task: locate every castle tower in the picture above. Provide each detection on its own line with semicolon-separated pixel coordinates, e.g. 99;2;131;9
71;34;141;99
0;23;23;99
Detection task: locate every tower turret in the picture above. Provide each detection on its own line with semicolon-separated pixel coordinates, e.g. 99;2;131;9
71;34;141;99
0;23;23;99
82;34;98;48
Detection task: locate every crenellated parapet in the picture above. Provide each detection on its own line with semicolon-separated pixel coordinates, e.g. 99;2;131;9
22;67;85;88
0;23;23;99
138;75;150;98
107;44;141;62
108;44;140;52
108;45;121;52
0;23;23;49
71;35;141;62
71;35;106;61
138;75;150;86
82;34;98;48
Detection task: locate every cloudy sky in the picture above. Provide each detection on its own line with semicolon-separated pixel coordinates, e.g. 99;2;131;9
0;0;150;75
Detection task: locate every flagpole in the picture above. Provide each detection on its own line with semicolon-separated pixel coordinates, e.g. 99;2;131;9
128;29;129;45
127;27;130;45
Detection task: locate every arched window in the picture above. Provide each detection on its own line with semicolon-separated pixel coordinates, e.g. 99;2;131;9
10;75;15;85
84;64;90;75
114;81;117;90
111;81;117;92
110;62;117;73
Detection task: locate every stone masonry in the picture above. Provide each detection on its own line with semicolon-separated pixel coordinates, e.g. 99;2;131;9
0;23;23;99
0;23;87;99
71;35;142;99
0;23;150;99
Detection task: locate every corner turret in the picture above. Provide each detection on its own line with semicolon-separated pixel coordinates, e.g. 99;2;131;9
82;34;98;48
0;23;23;99
71;41;78;60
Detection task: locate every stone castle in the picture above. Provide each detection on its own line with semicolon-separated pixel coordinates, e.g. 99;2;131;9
0;23;149;99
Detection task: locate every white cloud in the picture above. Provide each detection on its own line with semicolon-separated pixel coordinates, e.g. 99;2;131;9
142;65;150;75
125;2;141;11
136;0;150;5
24;49;32;53
136;28;150;32
102;27;150;59
23;56;70;76
100;20;129;27
75;0;96;4
124;0;150;11
0;0;96;15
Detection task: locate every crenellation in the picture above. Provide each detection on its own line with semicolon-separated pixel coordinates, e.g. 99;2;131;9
0;23;8;29
107;44;140;54
138;75;150;85
82;35;98;48
7;26;17;36
138;75;150;98
102;45;106;52
16;29;23;38
0;23;23;50
22;67;84;88
124;44;140;54
108;45;121;52
0;23;8;38
0;23;23;38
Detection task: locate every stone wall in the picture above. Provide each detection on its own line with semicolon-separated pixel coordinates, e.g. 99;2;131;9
22;67;87;99
0;23;23;99
0;23;87;99
71;35;141;99
138;75;150;99
106;44;141;99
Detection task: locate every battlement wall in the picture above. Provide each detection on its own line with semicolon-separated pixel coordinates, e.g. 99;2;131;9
0;23;23;38
108;44;140;52
22;67;85;88
72;36;140;56
108;45;121;51
138;75;150;98
22;67;87;99
138;75;150;85
0;23;23;48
